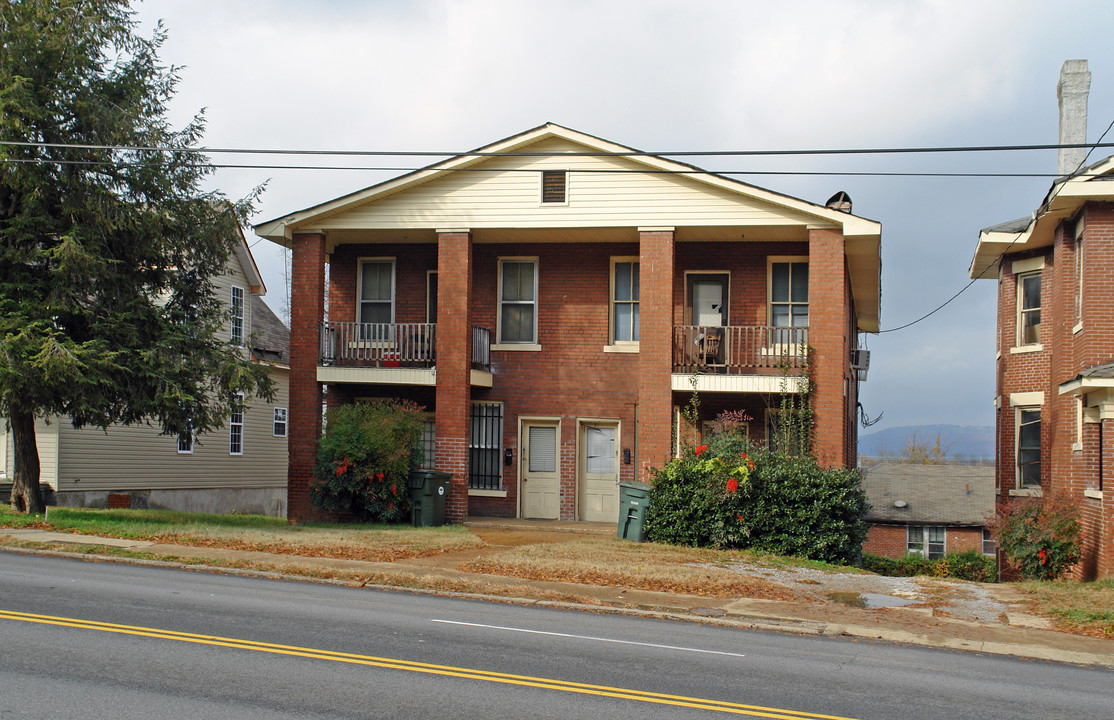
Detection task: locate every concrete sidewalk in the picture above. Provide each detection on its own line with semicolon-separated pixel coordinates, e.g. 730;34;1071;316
2;525;1112;669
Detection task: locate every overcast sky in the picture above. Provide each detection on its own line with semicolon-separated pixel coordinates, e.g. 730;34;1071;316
133;0;1114;434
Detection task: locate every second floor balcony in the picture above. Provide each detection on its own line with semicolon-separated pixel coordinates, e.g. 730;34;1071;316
318;322;492;386
673;325;809;374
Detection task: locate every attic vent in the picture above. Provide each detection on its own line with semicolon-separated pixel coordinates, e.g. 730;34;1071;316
541;170;567;204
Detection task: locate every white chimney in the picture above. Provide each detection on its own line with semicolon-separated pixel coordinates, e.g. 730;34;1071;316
1057;59;1091;176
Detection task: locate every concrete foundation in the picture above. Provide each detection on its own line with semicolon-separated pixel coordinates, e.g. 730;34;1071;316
54;487;287;517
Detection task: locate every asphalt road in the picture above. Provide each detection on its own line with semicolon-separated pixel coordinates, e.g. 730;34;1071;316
0;552;1110;719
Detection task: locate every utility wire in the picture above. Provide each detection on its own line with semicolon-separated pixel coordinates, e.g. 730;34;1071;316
0;156;1100;179
877;117;1114;333
2;138;1113;158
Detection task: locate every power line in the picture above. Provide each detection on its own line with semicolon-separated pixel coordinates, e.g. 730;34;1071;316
2;138;1113;158
877;116;1114;333
0;156;1099;179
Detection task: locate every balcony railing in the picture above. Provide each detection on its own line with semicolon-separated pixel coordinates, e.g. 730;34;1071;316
320;322;491;372
673;325;809;373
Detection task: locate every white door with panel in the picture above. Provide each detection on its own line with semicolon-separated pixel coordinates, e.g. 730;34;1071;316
579;423;618;523
521;421;559;519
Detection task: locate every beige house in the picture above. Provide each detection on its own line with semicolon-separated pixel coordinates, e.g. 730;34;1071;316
1;232;290;516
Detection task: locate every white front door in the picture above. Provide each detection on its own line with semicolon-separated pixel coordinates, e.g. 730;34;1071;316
521;421;559;519
579;423;618;523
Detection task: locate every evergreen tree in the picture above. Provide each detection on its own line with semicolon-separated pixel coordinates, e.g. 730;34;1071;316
0;0;272;513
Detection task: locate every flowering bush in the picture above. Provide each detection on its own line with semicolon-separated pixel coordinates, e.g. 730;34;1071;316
644;437;868;564
312;399;426;522
990;493;1081;580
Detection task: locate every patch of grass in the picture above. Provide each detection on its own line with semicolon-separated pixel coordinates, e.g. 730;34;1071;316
2;506;482;561
0;505;50;529
1019;578;1114;638
460;538;800;599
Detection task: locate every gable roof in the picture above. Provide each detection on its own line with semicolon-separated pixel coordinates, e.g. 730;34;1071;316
971;155;1114;279
861;463;995;526
255;123;882;330
249;296;289;366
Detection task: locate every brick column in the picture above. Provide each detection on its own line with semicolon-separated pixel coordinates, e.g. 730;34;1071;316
435;231;472;523
808;228;850;468
638;228;675;481
288;232;327;523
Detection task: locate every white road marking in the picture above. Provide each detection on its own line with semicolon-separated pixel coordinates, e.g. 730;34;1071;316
431;619;747;658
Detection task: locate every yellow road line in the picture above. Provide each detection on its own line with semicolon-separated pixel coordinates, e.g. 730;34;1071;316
0;609;859;720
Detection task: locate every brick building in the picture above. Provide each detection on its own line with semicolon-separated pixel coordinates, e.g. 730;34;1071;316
861;464;995;561
255;124;882;524
970;61;1114;578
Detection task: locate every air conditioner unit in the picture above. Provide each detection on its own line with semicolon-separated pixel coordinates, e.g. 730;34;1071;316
850;349;870;381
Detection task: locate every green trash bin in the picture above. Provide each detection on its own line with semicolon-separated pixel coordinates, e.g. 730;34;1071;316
408;470;452;527
617;480;651;541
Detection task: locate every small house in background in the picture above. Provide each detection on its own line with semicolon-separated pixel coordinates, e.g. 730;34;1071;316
1;230;290;516
861;464;996;560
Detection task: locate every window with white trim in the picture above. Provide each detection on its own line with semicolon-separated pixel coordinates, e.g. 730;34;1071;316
1017;271;1041;346
610;258;639;344
1016;407;1041;488
498;259;537;344
907;525;946;560
230;286;245;345
177;427;193;454
982;529;996;557
357;259;395;325
273;407;287;438
769;260;809;329
229;393;244;455
469;403;503;489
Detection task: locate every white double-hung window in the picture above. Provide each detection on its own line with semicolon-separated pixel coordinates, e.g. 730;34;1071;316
610;258;639;344
357;259;395;325
497;258;537;344
229;393;244;455
230;286;245;345
1017;271;1041;346
1017;407;1041;488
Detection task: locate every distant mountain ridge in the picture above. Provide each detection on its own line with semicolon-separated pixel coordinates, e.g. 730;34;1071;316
858;424;994;460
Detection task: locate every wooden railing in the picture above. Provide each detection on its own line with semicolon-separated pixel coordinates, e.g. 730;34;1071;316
320;322;491;371
673;325;809;373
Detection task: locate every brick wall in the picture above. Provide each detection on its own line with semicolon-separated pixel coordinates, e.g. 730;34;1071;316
864;523;985;559
435;232;473;523
288;233;327;523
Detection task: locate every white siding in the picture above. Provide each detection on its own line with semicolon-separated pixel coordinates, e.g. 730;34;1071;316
211;255;251;349
55;367;288;492
1;417;59;488
314;137;813;231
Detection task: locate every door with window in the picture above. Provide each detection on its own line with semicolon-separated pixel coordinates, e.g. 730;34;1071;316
686;273;729;366
521;421;559;519
579;422;618;523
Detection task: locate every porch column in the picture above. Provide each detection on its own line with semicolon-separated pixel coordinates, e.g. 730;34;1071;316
435;230;473;523
638;227;675;481
808;227;851;468
288;232;327;522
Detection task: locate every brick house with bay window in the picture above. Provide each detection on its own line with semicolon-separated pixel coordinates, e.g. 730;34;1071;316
970;61;1114;578
255;124;882;524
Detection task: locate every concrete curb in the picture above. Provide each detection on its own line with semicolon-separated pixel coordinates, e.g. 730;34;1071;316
3;541;1112;668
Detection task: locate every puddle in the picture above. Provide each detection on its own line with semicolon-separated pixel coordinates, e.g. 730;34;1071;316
827;591;917;609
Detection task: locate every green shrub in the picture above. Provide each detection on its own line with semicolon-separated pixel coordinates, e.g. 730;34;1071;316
990;493;1080;580
939;549;996;582
862;550;995;581
644;439;869;565
312;400;426;522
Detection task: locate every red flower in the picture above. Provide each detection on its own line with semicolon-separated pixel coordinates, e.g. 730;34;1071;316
736;514;745;522
695;444;709;456
335;458;350;476
740;452;747;460
387;502;394;511
1039;548;1048;565
747;461;755;470
391;484;397;496
376;471;385;482
726;477;738;494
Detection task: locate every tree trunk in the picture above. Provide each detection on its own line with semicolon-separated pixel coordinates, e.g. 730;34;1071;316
9;405;45;514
